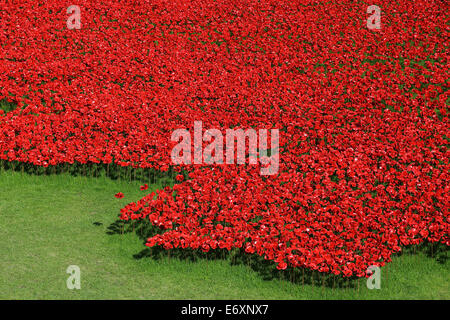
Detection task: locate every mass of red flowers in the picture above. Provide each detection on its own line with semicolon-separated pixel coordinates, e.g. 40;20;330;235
0;0;448;277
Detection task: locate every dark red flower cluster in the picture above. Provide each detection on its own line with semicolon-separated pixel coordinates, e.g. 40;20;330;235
1;0;448;277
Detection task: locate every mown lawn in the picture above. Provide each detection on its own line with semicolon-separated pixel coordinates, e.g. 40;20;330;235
0;170;448;299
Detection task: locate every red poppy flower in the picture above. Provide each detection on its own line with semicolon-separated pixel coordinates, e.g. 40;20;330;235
115;192;124;199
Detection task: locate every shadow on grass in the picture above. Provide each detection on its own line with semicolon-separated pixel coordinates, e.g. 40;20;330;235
107;218;449;289
0;159;178;185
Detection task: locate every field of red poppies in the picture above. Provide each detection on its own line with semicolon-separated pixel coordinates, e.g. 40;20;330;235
0;0;448;279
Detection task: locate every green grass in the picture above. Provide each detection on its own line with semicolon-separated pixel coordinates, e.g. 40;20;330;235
0;169;448;299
